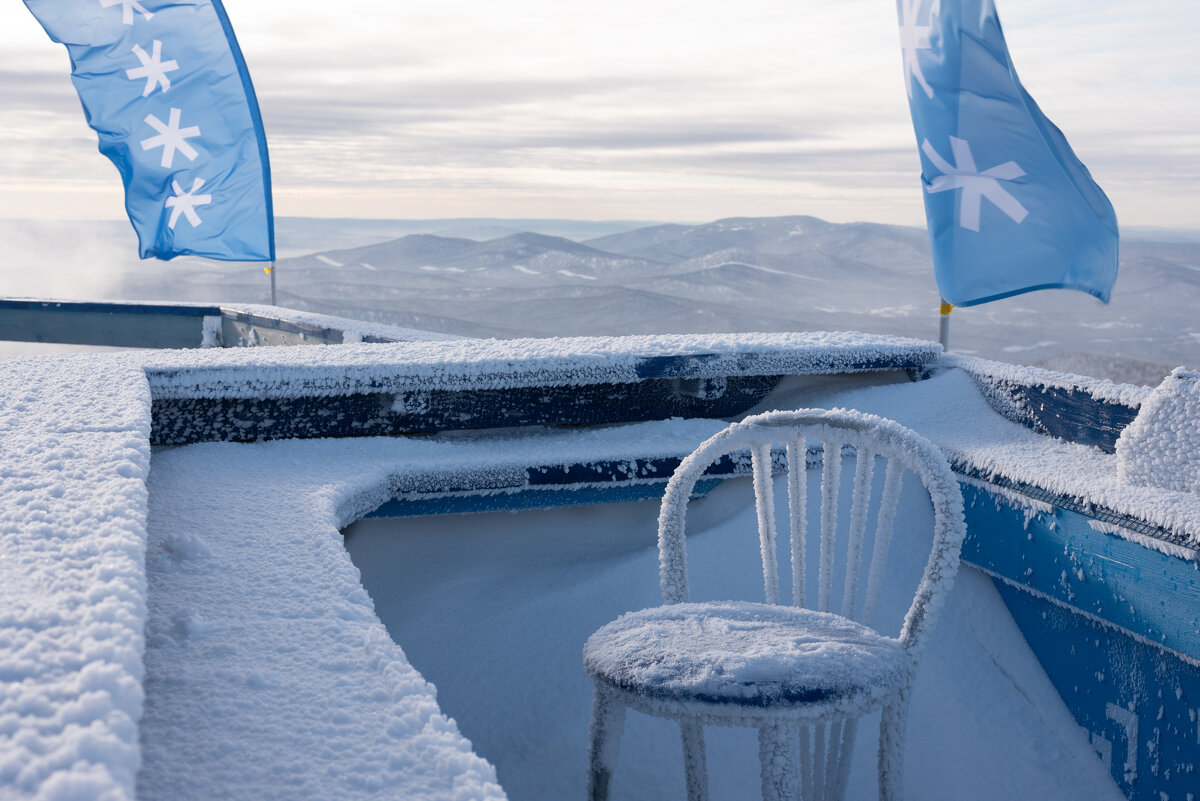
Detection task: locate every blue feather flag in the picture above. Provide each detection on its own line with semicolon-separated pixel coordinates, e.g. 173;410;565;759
896;0;1118;306
23;0;274;262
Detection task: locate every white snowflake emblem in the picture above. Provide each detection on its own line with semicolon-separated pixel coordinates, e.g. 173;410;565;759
922;136;1028;232
898;0;934;99
140;108;201;169
98;0;153;26
127;41;179;97
165;178;212;229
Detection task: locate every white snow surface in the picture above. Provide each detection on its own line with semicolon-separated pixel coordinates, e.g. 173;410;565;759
141;331;939;399
1116;368;1200;494
2;337;1193;800
0;357;151;801
137;419;733;800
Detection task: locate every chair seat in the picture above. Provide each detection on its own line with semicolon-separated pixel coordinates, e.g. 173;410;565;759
584;601;908;710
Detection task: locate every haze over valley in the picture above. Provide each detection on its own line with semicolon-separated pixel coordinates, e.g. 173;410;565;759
2;215;1197;385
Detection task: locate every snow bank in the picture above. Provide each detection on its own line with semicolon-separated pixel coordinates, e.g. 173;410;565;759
0;356;151;801
1116;368;1200;494
142;331;939;400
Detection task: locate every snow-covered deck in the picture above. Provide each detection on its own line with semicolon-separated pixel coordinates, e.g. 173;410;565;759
3;335;1196;799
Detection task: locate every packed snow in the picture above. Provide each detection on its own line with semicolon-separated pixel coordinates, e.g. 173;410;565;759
0;357;151;801
1116;368;1200;494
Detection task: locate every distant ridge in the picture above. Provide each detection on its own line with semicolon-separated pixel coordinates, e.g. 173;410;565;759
5;214;1195;379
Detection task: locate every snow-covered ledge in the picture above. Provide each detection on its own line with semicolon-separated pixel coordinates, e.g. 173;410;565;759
0;356;151;800
0;353;512;801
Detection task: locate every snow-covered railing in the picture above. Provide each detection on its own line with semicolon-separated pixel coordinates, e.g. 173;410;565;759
946;354;1152;453
142;332;940;445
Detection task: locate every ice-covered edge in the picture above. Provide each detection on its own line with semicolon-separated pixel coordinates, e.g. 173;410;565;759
142;331;939;399
943;353;1153;407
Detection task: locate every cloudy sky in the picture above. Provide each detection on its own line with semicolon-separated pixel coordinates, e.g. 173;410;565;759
1;0;1197;227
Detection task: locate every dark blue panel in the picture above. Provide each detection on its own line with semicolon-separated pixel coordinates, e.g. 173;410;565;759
364;479;724;518
525;453;754;487
632;351;938;379
996;582;1200;800
984;379;1141;454
149;376;782;445
0;298;220;316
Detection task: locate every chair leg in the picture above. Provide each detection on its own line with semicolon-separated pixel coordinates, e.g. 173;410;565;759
587;684;627;801
831;718;858;801
680;720;709;801
797;723;815;801
758;721;796;801
878;691;910;801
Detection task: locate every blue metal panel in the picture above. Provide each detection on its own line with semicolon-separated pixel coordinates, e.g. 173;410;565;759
633;351;937;379
995;583;1200;799
955;464;1194;550
961;483;1200;662
962;483;1200;800
971;375;1141;454
0;299;221;316
0;299;218;348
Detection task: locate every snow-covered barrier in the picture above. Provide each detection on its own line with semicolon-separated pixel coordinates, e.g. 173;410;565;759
946;354;1151;453
0;356;151;801
143;332;940;444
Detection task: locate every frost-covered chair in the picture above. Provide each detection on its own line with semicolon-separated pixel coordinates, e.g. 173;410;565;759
582;408;966;801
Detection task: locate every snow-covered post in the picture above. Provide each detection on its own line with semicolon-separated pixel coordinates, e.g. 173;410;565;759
938;299;951;351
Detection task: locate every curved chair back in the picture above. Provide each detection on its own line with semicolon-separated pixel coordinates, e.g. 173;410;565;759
657;408;965;657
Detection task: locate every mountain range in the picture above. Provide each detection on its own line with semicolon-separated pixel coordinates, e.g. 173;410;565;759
2;214;1195;382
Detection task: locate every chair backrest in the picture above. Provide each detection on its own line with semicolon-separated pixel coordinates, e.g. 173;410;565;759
657;407;966;657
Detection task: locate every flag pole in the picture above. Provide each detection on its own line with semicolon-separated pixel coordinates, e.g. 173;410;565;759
267;262;276;306
939;299;952;350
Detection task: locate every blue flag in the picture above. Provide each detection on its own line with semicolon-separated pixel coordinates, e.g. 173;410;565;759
24;0;274;262
896;0;1118;306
